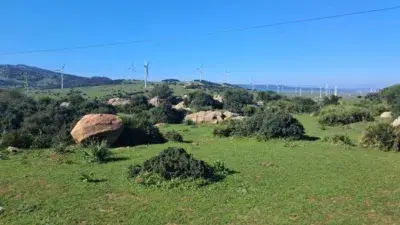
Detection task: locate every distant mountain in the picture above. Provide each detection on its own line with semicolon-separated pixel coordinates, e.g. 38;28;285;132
0;64;122;89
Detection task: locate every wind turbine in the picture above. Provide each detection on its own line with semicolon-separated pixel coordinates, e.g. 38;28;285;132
250;77;255;90
334;86;338;96
325;84;329;96
266;84;269;91
225;70;230;84
55;64;66;89
144;61;150;89
126;62;136;81
299;86;302;96
319;86;323;98
197;65;204;82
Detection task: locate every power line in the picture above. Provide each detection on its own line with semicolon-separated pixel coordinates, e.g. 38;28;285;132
1;5;399;56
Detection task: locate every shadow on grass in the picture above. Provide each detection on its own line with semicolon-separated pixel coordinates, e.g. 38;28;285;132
86;178;108;183
105;156;130;162
203;169;239;185
182;140;193;144
300;135;320;141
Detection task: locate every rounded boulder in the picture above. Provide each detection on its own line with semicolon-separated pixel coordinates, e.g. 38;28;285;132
71;114;123;145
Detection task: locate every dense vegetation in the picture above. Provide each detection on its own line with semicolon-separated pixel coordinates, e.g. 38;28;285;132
318;105;374;126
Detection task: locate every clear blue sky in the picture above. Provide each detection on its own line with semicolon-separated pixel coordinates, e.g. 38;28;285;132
0;0;399;88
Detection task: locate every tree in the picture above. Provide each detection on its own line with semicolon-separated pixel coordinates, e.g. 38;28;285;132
149;84;173;100
223;89;253;113
256;91;282;102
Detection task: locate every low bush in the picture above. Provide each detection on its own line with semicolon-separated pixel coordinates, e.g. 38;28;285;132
0;130;33;149
360;122;400;152
322;134;353;146
129;147;215;180
115;116;166;147
150;102;185;124
242;105;257;117
165;130;183;142
84;140;112;163
256;113;305;140
213;125;234;137
184;119;196;126
318;105;374;126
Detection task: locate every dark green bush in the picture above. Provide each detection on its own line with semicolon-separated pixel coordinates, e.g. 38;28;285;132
360;122;400;152
292;97;319;113
322;95;341;106
318;105;374;126
242;105;257;117
256;113;305;140
223;89;253;113
130;147;215;180
0;130;33;149
165;130;183;142
150;102;185;124
256;91;282;102
187;90;222;111
213;125;233;137
115;116;166;147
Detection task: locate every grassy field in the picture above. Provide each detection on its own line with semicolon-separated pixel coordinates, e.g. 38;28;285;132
1;115;400;225
33;81;189;99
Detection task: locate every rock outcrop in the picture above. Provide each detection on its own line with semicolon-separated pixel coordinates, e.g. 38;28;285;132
107;98;130;106
185;110;242;124
213;95;224;104
149;96;161;107
393;116;400;127
172;101;191;111
380;112;392;119
71;114;123;145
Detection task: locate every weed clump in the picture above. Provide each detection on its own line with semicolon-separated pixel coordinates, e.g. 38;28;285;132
84;140;112;163
360;122;400;152
322;134;354;146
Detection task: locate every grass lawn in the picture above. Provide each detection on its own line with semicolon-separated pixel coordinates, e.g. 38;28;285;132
1;116;400;224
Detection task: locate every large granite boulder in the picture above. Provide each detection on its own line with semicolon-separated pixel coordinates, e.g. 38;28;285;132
380;111;392;119
172;101;191;111
71;114;123;145
393;116;400;127
149;96;161;107
213;95;224;104
107;98;130;106
185;111;225;124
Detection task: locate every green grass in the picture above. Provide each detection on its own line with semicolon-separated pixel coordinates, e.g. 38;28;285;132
1;116;400;224
33;81;188;99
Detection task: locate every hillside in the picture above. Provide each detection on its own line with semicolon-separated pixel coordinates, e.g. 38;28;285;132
0;64;122;89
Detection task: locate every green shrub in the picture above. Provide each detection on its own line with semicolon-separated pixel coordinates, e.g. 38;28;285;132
318;105;374;126
148;83;173;100
322;134;353;146
0;130;33;149
130;147;215;180
256;113;305;140
184;119;196;126
52;142;70;154
213;125;233;137
322;95;341;106
256;91;282;102
115;116;166;147
360;122;400;152
188;90;222;111
84;140;112;163
150;102;185;124
292;97;319;113
242;105;257;117
223;89;253;113
165;130;183;142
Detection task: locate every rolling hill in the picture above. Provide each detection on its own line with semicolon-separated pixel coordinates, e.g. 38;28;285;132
0;64;122;89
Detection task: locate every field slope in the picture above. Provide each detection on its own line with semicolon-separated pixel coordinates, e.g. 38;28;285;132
1;116;400;225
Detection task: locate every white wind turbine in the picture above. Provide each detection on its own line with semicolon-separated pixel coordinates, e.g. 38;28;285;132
126;62;136;81
225;70;230;84
144;61;150;89
197;65;204;82
54;64;66;89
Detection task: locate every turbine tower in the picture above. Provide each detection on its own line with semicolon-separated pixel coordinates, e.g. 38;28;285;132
144;61;150;89
126;62;136;81
250;77;255;90
55;64;66;89
334;86;338;96
325;84;329;96
225;70;230;84
277;85;280;93
319;86;323;98
197;65;204;82
299;86;302;96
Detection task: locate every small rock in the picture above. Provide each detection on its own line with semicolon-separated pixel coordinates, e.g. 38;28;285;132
7;146;20;153
0;206;4;215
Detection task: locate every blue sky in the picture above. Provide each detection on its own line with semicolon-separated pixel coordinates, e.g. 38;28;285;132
0;0;399;88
